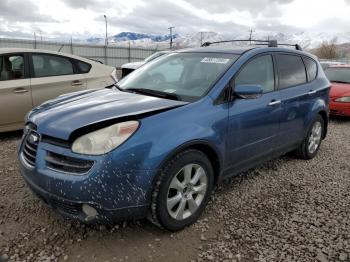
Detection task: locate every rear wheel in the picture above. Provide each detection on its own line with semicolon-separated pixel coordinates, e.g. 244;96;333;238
149;149;214;231
296;115;324;160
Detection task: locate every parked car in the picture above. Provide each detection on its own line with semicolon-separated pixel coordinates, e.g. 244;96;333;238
0;48;118;132
324;65;350;117
320;61;346;70
18;42;330;231
121;51;170;78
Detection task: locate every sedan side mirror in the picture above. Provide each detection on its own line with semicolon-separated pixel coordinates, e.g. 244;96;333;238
234;84;263;99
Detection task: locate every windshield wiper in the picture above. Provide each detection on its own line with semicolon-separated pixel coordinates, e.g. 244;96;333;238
127;88;180;101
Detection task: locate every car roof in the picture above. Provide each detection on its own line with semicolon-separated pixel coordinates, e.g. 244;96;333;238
175;46;313;57
177;46;255;55
0;48;108;67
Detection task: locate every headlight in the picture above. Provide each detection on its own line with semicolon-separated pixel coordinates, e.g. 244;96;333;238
335;97;350;103
72;121;139;155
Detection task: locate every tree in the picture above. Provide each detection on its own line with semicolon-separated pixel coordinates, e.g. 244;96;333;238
314;38;340;59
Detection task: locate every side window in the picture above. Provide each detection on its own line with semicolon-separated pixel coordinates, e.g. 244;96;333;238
76;60;91;74
303;57;317;81
275;54;307;89
0;55;25;81
32;54;74;78
235;55;275;93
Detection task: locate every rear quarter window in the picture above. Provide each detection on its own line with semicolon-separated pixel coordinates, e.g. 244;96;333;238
76;60;91;74
275;54;307;89
303;57;317;81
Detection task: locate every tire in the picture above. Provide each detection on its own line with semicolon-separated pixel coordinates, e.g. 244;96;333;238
295;114;324;160
148;149;214;231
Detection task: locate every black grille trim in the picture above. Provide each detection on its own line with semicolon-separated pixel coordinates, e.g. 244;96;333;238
22;130;39;167
51;199;81;215
45;151;94;174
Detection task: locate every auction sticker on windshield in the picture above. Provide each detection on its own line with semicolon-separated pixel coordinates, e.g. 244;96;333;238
201;57;230;64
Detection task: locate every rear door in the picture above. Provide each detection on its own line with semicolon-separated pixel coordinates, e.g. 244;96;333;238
29;53;87;107
274;53;314;152
227;54;282;170
0;53;32;130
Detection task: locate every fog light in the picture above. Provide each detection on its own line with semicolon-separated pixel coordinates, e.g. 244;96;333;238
82;204;98;221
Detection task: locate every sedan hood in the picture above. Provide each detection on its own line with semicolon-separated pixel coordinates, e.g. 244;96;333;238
28;88;188;140
330;82;350;98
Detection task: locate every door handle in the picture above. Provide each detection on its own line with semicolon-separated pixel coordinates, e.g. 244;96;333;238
71;80;83;87
268;100;281;107
308;90;317;95
13;88;29;94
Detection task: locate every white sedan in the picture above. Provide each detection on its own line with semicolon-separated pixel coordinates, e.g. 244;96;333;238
0;48;118;132
121;51;170;78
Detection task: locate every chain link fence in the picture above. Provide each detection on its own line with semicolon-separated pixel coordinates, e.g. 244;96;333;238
0;38;163;68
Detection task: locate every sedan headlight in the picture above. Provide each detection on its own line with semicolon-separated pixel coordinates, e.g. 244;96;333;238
335;97;350;103
72;121;139;155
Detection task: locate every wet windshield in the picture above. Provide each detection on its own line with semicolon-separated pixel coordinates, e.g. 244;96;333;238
118;52;239;102
325;67;350;84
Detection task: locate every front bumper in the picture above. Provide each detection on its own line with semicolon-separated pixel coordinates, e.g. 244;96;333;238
18;134;155;223
23;174;148;223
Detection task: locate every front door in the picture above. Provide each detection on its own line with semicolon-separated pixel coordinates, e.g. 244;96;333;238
0;53;32;131
227;54;281;170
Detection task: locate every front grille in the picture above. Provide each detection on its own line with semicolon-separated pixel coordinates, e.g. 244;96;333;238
22;130;40;167
51;199;81;215
45;151;94;174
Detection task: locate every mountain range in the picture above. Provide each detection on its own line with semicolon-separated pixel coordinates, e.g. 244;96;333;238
85;31;350;51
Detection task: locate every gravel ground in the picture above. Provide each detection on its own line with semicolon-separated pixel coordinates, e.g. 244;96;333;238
0;118;349;262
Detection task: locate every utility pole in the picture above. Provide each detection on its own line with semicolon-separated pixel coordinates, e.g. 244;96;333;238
168;26;175;49
200;32;203;46
34;32;37;49
248;29;255;44
39;30;43;41
70;36;73;54
104;15;108;65
104;15;108;46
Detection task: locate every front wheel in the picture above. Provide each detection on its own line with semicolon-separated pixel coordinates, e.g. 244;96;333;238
149;149;214;231
296;115;324;160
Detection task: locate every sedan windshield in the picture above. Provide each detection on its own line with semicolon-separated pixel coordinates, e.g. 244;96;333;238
325;67;350;84
118;52;239;102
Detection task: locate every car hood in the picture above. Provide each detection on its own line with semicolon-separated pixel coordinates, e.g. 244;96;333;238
28;88;188;140
121;61;145;70
330;82;350;98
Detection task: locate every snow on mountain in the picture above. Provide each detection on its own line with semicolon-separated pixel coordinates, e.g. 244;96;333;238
112;32;179;42
84;31;350;50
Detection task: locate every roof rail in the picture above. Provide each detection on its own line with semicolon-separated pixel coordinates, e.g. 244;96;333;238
201;39;303;51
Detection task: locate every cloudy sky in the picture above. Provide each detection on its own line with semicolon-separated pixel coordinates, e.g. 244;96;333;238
0;0;350;40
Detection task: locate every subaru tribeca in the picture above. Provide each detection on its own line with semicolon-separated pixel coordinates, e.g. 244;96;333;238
18;41;330;231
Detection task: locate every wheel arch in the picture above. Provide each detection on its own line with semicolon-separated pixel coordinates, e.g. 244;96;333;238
317;110;328;139
156;140;223;186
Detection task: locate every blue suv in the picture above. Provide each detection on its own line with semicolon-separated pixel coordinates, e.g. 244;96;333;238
18;41;330;231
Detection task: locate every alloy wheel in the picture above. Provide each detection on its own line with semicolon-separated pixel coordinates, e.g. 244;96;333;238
166;164;208;220
308;121;322;154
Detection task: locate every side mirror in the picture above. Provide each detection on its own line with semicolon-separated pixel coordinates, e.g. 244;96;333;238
233;84;263;99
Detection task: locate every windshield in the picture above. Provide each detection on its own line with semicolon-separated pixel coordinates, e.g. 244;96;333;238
118;52;239;102
325;67;350;83
144;52;168;62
